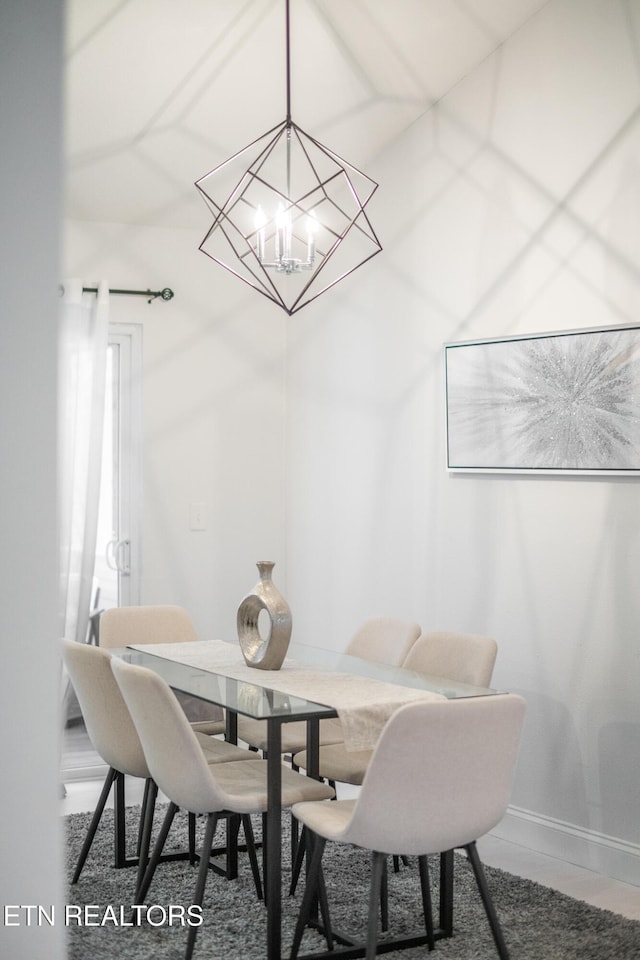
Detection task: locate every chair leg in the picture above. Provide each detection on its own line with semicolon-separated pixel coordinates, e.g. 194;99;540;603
136;778;154;857
366;852;385;960
291;812;299;866
380;858;389;932
134;779;158;902
72;766;118;883
289;755;301;863
113;770;127;867
189;812;196;865
465;842;510;960
226;813;240;879
289;824;333;944
439;850;454;936
314;842;333;951
289;824;306;895
242;815;263;901
418;855;435;951
290;831;328;959
185;813;219;960
136;801;179;904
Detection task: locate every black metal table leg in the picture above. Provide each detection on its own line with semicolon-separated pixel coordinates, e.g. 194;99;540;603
267;717;284;960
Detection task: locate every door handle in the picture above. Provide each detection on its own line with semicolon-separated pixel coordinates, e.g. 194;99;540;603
115;539;131;575
105;538;118;571
106;538;130;575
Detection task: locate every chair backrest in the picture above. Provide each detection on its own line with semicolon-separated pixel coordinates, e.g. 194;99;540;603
99;604;198;648
99;604;224;725
61;639;149;779
110;657;227;815
403;631;497;687
342;694;525;856
346;618;421;667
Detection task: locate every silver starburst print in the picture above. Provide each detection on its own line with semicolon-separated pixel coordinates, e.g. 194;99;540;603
445;327;640;472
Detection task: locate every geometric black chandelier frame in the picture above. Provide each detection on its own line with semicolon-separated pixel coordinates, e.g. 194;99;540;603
195;0;382;315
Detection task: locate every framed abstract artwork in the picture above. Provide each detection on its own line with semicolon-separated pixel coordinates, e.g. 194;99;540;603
444;324;640;475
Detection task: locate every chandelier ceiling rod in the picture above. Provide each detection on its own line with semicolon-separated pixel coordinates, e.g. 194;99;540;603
284;0;293;204
285;0;292;125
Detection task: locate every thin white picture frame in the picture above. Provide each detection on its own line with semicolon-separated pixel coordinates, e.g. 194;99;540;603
444;323;640;476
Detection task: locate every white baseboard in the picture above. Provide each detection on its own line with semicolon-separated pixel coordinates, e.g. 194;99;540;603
492;805;640;888
62;762;108;783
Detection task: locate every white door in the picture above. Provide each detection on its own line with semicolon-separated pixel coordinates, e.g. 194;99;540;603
94;323;142;613
63;323;143;775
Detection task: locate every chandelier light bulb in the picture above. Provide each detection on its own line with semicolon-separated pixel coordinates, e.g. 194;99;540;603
306;210;318;262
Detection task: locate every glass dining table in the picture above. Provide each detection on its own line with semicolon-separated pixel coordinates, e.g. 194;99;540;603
114;638;501;960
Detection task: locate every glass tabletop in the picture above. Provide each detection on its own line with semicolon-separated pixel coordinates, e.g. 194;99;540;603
116;645;337;721
288;641;501;699
114;638;499;721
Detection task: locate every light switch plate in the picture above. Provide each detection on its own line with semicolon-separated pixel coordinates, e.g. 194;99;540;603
189;501;206;531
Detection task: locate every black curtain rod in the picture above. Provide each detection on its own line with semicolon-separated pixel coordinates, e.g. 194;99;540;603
81;286;174;303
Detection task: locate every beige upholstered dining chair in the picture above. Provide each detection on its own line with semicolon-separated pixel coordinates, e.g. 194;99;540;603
341;616;422;665
293;630;498;788
111;656;335;960
403;630;498;687
61;639;251;897
237;617;422;759
290;693;526;960
99;604;225;735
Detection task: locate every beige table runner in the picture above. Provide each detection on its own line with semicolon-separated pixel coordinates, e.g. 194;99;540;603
130;639;445;751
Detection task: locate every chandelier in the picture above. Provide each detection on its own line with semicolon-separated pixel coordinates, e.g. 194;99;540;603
195;0;382;316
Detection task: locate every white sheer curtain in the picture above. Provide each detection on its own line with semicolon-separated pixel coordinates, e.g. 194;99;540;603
59;279;109;647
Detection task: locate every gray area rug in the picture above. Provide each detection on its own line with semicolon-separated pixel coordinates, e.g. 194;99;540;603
63;805;639;960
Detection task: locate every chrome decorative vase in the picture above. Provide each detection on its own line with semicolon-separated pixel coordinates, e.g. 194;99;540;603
237;561;292;670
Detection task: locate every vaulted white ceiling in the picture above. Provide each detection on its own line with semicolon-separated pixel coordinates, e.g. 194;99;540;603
65;0;550;229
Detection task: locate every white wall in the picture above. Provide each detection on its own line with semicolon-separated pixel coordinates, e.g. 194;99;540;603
286;0;640;882
66;0;640;886
0;1;66;958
